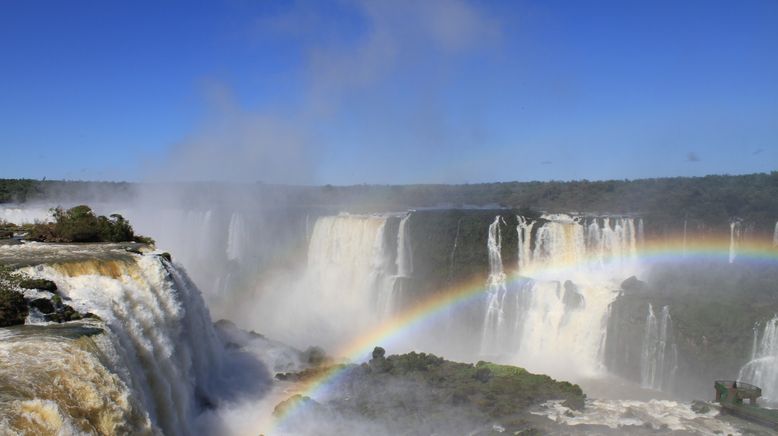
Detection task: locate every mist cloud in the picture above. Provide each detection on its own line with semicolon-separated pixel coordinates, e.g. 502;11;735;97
154;0;501;184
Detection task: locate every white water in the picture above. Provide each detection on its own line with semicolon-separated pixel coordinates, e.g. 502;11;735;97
257;213;412;348
640;305;677;391
226;212;247;261
729;220;741;263
481;216;508;355
773;221;778;246
8;247;227;435
481;214;639;379
535;399;741;434
396;213;413;278
516;215;534;272
738;316;778;403
0;205;53;225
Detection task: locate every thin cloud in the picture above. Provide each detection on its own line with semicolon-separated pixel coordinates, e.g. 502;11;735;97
158;1;502;184
686;152;701;162
753;148;765;155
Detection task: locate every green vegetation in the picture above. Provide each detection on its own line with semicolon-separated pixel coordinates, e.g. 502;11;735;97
0;179;42;203
12;205;155;244
3;172;777;234
275;348;584;433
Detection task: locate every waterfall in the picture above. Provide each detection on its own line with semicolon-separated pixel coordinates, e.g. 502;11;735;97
226;212;247;261
6;249;226;435
729;221;741;263
682;219;688;256
481;216;508;355
396;213;414;278
480;214;639;378
0;205;53;224
305;214;409;324
773;221;778;247
516;215;534;272
738;316;778;403
640;305;677;391
637;218;645;246
448;217;463;282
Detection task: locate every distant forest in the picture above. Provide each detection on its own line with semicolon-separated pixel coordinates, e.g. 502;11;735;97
2;172;777;233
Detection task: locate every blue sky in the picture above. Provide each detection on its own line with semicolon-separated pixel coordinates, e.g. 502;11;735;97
1;0;776;184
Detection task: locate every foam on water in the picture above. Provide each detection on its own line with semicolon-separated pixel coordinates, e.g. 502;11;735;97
534;399;741;434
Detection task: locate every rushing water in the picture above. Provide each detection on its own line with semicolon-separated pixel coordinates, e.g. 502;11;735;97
534;399;742;434
773;221;778;247
640;305;678;391
738;316;778;403
480;216;509;355
0;244;229;435
729;220;742;264
480;214;639;379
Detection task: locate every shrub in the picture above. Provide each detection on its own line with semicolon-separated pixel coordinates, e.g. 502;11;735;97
28;205;153;244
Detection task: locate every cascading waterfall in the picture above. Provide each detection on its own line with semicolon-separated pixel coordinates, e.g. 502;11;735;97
729;220;741;263
0;205;53;225
640;305;677;391
480;216;508;355
396;213;413;278
226;212;247;261
481;214;639;378
374;219;399;317
516;216;534;272
637;218;645;246
738;316;778;403
773;221;778;247
448;217;463;282
8;249;226;435
304;214;411;326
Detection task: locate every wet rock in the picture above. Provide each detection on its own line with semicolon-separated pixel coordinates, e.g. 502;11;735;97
303;346;328;366
19;278;58;293
159;252;172;262
0;288;28;327
29;297;55;314
562;280;585;309
81;312;102;321
44;304;83;323
691;400;711;414
620;275;646;293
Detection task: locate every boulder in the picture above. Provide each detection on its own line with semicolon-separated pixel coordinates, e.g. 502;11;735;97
44;304;83;323
19;278;58;293
620;276;646;293
29;297;55;314
0;288;28;327
562;280;585;310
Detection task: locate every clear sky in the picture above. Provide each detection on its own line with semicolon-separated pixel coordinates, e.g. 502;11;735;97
1;0;776;184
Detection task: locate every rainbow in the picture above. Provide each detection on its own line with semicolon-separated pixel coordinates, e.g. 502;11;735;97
270;236;778;433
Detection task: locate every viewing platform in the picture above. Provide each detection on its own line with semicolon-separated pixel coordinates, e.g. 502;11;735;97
714;380;778;429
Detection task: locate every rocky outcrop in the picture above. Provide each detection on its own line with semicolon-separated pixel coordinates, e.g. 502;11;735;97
274;348;585;434
19;278;58;293
0;288;27;326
